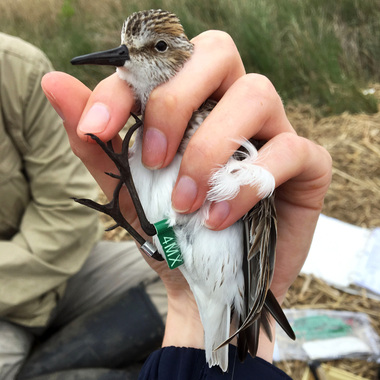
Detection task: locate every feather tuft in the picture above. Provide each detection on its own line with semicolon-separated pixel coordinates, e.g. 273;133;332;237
207;139;275;202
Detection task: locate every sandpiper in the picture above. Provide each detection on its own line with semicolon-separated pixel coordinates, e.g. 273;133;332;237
71;9;295;371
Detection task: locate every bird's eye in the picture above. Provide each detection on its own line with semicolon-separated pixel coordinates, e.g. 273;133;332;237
155;40;168;52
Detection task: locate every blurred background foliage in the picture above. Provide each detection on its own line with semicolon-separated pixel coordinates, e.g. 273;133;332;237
0;0;378;115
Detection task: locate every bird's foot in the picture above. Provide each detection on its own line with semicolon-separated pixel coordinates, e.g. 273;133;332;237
73;114;163;261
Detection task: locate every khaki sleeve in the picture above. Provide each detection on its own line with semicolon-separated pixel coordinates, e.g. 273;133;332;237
0;38;103;327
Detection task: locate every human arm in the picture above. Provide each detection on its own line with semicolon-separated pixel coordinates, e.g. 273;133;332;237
0;35;102;327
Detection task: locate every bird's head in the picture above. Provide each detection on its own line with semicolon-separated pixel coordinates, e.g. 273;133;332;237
71;9;194;111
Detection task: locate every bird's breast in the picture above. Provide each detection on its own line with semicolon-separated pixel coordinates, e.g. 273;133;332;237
129;139;182;224
129;136;245;315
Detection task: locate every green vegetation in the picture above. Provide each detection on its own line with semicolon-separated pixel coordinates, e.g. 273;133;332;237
1;0;378;114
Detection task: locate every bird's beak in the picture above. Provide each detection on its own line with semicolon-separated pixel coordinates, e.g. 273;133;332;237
71;45;130;67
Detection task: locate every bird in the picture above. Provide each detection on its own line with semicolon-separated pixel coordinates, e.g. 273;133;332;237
71;9;295;372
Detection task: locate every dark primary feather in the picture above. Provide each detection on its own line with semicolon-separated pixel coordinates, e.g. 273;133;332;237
264;289;296;341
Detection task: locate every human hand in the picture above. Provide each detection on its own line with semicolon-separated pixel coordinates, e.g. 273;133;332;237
41;30;331;360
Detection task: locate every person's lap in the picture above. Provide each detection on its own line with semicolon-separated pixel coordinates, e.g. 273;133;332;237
49;240;167;329
0;240;167;379
0;320;34;380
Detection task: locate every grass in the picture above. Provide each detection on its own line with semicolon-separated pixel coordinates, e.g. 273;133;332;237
0;0;378;114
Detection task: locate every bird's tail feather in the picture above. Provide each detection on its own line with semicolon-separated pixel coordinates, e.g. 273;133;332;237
237;319;260;361
264;289;296;340
259;306;273;342
206;304;230;372
236;303;280;362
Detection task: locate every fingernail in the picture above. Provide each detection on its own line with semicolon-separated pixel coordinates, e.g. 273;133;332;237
172;176;198;213
205;201;231;229
143;128;167;169
79;103;110;134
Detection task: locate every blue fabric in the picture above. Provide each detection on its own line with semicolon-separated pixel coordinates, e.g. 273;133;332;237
138;345;292;379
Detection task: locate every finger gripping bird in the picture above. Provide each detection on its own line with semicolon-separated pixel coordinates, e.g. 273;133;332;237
71;9;295;372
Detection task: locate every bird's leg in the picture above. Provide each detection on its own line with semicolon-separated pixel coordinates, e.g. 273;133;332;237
73;114;163;262
74;180;135;237
85;114;156;237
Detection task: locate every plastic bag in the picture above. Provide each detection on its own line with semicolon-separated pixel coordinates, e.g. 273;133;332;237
274;309;380;362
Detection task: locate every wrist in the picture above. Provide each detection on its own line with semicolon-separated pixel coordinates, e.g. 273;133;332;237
162;289;204;349
161;278;278;364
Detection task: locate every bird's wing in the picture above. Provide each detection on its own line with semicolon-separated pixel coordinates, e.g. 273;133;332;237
239;195;295;359
215;197;275;353
216;195;295;359
238;195;277;358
